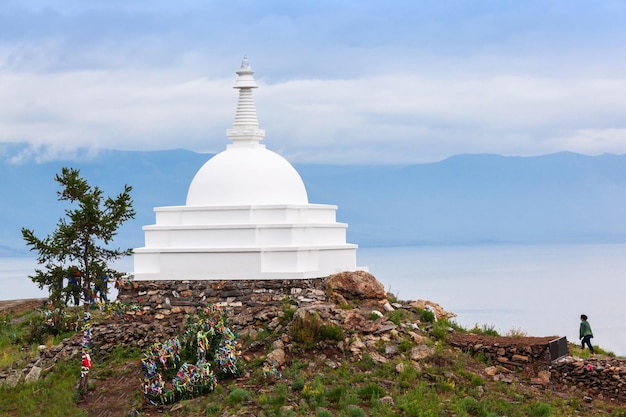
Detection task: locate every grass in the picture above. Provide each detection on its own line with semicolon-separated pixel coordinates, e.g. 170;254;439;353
0;359;86;417
1;300;626;417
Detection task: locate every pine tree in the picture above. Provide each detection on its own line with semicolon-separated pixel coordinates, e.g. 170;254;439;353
22;166;135;394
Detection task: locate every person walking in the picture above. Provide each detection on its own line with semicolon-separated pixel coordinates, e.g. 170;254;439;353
579;314;595;354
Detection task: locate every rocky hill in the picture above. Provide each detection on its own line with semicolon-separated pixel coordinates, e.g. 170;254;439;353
1;273;625;416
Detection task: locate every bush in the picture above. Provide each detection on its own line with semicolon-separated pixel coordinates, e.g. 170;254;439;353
357;383;385;401
456;396;485;416
470;323;499;337
290;311;322;347
525;402;552;417
420;309;436;323
291;377;305;391
228;388;250;404
26;307;80;345
347;406;365;417
319;324;344;342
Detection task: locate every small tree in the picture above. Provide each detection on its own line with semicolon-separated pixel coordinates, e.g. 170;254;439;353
22;166;135;393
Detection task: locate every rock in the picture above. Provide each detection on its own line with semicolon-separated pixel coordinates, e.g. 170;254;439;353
369;351;388;363
385;344;398;356
350;338;366;354
383;302;394;312
343;310;367;328
1;372;21;388
410;300;456;320
484;366;499;376
374;323;398;334
493;373;514;383
512;354;529;363
410;345;435;360
537;370;550;383
407;331;429;345
379;396;395;406
327;271;386;301
266;348;286;367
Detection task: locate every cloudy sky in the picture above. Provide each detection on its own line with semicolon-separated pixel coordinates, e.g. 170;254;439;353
1;0;626;164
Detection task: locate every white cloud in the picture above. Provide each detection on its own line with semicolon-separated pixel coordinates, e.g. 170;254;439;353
2;0;626;163
2;66;626;164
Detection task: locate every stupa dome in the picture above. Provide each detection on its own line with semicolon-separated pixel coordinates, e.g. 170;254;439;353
186;57;308;206
186;144;308;206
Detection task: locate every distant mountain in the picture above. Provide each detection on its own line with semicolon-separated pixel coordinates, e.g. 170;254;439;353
2;149;626;255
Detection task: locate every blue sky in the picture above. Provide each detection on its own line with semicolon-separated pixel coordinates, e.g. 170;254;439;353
1;0;626;164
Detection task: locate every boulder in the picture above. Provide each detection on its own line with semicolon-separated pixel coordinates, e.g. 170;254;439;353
410;300;456;320
327;271;386;302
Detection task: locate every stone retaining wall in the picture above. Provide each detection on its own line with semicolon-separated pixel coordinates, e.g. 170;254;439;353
550;356;626;402
116;278;330;327
447;336;553;370
448;334;626;403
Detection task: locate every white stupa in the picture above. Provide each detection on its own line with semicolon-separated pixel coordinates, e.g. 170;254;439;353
132;58;360;280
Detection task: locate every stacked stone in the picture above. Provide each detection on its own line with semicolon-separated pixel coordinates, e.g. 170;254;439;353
550;356;626;402
448;335;554;369
116;278;330;327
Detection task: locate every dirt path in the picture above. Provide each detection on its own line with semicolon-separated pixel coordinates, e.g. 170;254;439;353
0;298;48;316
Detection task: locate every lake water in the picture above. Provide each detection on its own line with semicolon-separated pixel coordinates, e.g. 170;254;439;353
2;243;625;356
359;244;626;357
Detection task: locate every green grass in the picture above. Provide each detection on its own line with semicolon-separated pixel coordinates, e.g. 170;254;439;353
0;359;85;417
2;301;626;417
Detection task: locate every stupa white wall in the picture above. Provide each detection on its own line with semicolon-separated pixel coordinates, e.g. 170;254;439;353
132;59;360;280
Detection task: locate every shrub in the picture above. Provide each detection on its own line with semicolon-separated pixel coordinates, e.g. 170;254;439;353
470;323;499;337
456;396;485;416
357;383;385;401
290;311;322;347
367;312;382;320
525;402;552;417
291;377;305;391
347;406;366;417
431;320;452;341
398;337;413;352
316;409;333;417
319;324;344;342
326;385;346;403
26;307;80;345
279;299;297;326
506;327;528;337
290;311;345;348
228;388;249;404
413;307;435;323
388;309;407;326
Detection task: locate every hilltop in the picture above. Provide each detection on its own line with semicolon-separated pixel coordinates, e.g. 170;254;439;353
1;272;625;416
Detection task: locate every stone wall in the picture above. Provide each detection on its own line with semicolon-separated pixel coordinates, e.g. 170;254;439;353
447;335;555;370
550;356;626;402
448;334;626;403
115;278;331;327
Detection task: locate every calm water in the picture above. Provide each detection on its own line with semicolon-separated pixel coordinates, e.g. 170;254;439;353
359;244;626;357
2;244;625;356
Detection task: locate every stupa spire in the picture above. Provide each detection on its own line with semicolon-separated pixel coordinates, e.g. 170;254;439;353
227;57;266;147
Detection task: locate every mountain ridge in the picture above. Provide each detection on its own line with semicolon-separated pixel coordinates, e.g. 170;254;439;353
2;149;626;255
